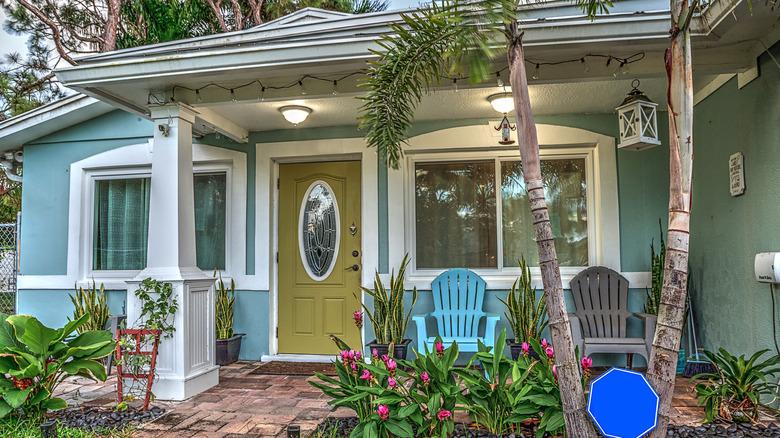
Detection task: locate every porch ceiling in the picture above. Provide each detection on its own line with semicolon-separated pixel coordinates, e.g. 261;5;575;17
193;74;720;132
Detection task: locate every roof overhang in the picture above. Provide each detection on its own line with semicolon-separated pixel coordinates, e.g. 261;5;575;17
0;94;113;151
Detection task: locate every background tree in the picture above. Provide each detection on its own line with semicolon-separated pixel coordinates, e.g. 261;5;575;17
359;0;609;435
0;33;64;119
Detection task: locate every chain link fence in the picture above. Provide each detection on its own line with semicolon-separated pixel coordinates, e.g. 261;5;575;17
0;222;17;314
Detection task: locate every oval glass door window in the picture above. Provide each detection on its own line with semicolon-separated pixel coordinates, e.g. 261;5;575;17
298;181;340;281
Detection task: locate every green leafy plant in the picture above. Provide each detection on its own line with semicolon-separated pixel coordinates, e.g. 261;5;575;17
498;258;548;344
214;271;236;340
453;329;537;435
692;348;780;423
357;255;417;344
134;278;178;338
644;221;665;315
0;313;115;423
68;280;110;334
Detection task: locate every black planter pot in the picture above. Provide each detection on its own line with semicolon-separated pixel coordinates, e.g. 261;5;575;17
506;338;541;361
216;333;245;366
366;339;412;361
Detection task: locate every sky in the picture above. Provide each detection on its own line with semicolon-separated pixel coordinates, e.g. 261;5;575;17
0;1;423;62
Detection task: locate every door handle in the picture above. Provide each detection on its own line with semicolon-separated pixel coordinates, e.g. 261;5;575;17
345;264;360;272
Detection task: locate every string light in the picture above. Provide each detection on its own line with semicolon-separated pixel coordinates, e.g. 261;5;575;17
163;52;644;105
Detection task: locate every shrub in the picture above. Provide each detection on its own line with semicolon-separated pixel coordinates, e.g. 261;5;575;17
0;313;115;423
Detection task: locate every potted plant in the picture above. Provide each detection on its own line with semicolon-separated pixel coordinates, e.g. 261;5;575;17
215;272;245;366
357;254;417;360
498;257;549;360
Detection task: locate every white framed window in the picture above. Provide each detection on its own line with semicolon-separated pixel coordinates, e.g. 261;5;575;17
387;124;620;290
406;148;594;278
85;165;232;278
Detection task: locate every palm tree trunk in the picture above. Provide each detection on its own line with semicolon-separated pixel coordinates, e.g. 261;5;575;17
646;1;694;435
507;26;598;438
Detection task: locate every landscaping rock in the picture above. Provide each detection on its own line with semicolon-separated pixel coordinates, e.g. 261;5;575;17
48;406;165;432
313;418;780;438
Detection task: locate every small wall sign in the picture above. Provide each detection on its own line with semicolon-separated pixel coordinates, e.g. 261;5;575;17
729;152;745;196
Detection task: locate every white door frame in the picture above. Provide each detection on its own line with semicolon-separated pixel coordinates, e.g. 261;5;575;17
256;139;378;360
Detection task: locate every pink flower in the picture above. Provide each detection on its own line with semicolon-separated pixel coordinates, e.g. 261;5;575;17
435;341;444;357
354;350;362;362
386;359;397;371
381;355;389;363
437;410;452;420
388;377;398;389
340;350;351;363
353;311;363;328
581;356;593;370
521;342;530;355
544;345;555;358
372;349;379;360
360;370;372;380
377;404;390;420
348;350;356;361
541;339;549;347
421;371;430;387
552;365;557;378
350;362;357;372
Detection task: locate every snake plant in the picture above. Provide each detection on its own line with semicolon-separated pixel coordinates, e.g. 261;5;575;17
68;280;110;334
644;220;665;315
215;271;235;339
499;257;548;344
357;254;417;344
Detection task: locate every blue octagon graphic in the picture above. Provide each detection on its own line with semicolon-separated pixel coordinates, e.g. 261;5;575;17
587;367;659;438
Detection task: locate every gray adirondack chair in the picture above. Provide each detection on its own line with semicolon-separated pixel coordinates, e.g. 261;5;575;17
569;266;656;369
413;269;500;353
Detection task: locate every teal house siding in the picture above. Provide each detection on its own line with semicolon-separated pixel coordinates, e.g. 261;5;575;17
18;106;670;364
690;42;780;358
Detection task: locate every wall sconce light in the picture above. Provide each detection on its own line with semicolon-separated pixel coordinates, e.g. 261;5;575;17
616;79;661;150
488;94;516;145
280;106;311;126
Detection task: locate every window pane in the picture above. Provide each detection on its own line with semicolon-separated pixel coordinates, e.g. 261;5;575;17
93;178;151;270
415;162;497;268
501;159;588;267
194;173;227;270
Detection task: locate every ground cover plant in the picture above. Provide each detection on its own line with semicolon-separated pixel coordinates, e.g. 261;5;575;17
0;415;136;437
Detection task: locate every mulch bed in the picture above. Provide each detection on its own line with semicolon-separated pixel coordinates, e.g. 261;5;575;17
249;361;337;376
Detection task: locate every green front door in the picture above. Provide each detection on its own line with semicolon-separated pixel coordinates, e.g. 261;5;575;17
277;161;362;355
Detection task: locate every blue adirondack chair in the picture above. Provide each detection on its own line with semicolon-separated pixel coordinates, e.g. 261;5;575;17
412;269;500;353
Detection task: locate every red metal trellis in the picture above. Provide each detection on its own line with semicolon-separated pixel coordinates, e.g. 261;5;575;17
115;328;161;412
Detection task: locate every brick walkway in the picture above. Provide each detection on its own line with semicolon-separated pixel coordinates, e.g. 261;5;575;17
54;361;775;437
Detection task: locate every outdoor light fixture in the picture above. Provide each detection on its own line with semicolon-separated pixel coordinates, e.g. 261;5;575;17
616;79;661;150
280;106;311;126
488;93;514;114
287;425;301;438
40;420;57;438
488;94;516;145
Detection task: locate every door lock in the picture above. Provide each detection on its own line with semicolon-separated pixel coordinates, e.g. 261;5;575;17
352;250;359;257
345;264;360;272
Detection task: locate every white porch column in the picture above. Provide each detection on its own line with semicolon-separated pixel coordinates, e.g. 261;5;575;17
126;103;219;401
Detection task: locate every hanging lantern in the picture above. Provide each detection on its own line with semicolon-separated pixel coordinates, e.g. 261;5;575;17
488;94;516;145
616;79;661;151
495;114;516;145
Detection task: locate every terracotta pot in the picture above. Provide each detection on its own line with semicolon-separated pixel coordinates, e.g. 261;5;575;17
216;333;245;366
366;339;411;360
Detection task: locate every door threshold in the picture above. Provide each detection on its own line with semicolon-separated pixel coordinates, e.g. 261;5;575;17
261;354;338;363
